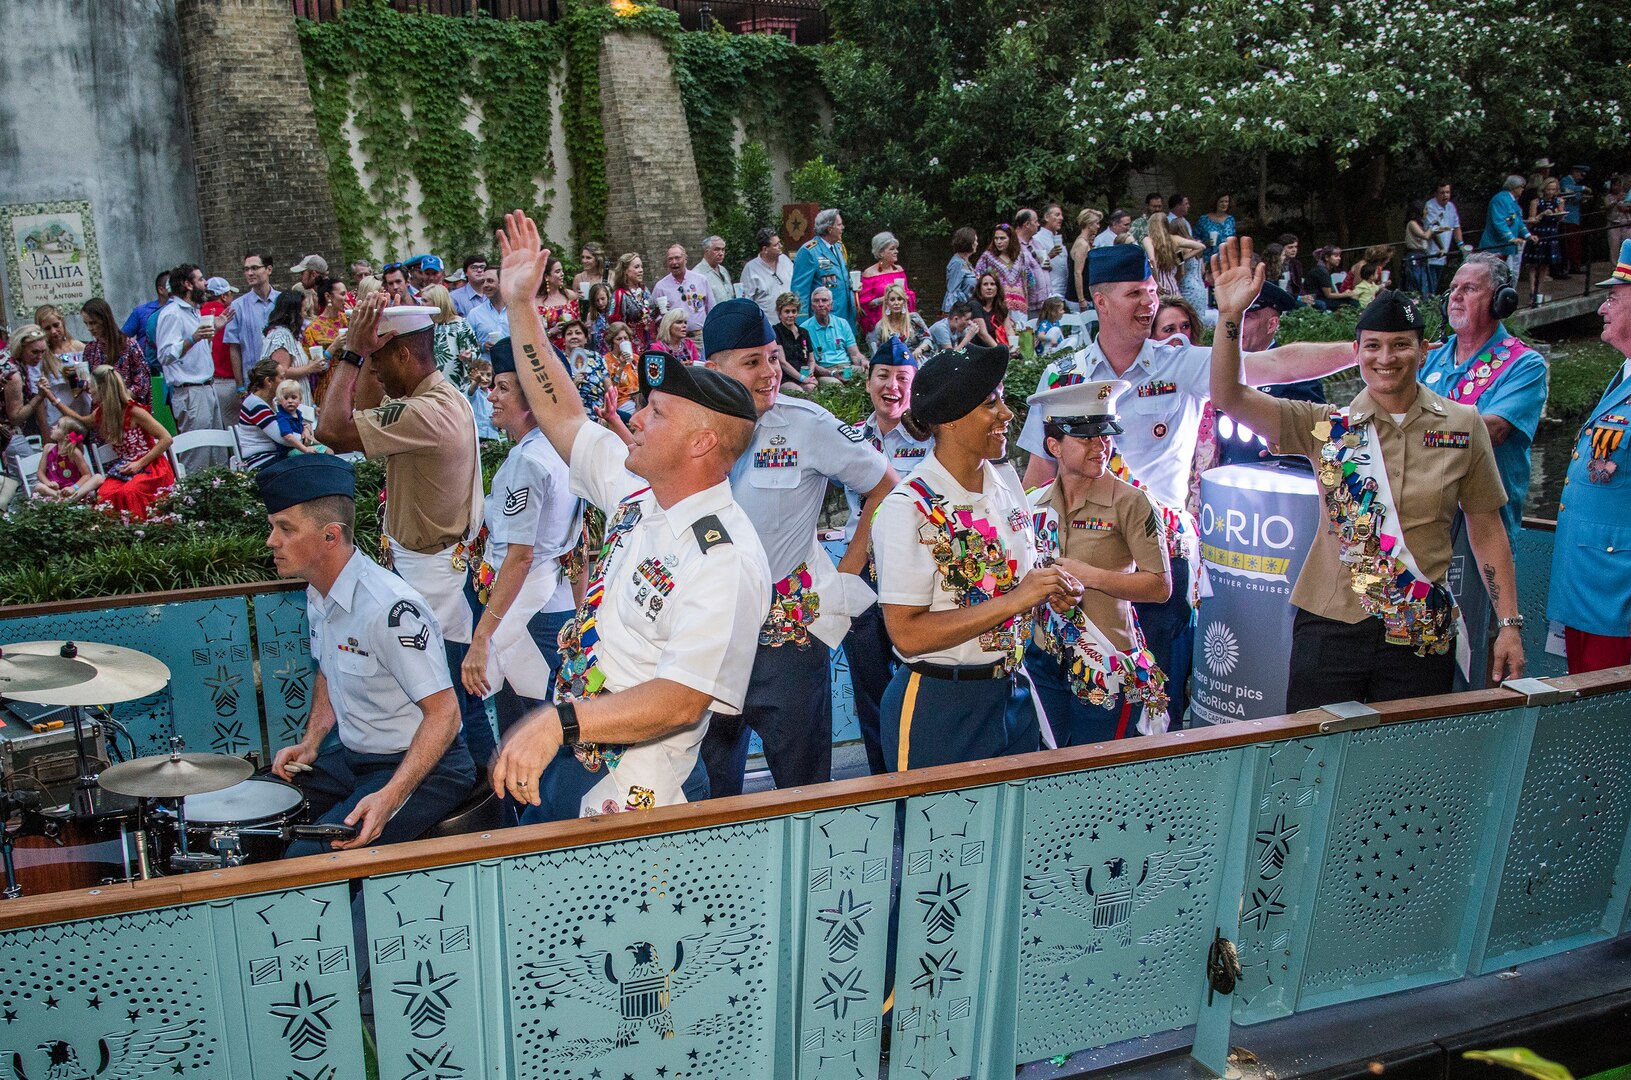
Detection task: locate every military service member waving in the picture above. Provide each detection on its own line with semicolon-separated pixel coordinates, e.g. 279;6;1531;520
489;211;771;818
1209;237;1524;709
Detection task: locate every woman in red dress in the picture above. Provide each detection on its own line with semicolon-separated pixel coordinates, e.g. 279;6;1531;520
53;365;174;520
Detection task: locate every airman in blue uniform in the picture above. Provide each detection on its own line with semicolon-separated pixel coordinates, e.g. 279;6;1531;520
791;208;859;335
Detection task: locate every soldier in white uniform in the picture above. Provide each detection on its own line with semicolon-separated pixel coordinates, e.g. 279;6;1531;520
701;298;897;796
873;343;1084;770
1017;244;1357;727
843;337;933;774
263;455;475;857
460;337;582;742
487;211;772;818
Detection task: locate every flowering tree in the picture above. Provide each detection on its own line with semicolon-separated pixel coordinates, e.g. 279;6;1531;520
821;0;1631;239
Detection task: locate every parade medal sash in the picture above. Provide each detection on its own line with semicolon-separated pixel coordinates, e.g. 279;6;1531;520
1315;411;1460;657
452;525;494;605
762;561;820;647
907;475;1028;667
1106;450;1200;603
1446;336;1525;408
554;489;650;775
1031;506;1170;733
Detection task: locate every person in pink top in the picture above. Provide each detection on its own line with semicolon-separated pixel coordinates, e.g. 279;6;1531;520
857;231;918;338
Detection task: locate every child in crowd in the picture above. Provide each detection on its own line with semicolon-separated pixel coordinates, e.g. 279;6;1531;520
1351;263;1382;307
33;417;99;502
467;358;501;441
274;379;325;454
1034;296;1067;352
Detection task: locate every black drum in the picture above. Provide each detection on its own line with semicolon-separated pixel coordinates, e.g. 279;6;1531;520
156;776;307;871
7;788;140;895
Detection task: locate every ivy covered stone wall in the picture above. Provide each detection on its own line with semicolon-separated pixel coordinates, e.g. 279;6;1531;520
297;0;825;264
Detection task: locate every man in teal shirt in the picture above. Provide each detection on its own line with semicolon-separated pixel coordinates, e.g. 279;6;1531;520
1480;175;1532;283
1418;255;1547;544
791;208;858;335
800;287;865;372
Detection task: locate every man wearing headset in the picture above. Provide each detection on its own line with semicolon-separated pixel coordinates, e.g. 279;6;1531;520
1418;252;1549;546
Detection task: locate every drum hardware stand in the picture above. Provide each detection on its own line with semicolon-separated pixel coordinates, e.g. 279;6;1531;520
55;642;101;818
0;788;44;899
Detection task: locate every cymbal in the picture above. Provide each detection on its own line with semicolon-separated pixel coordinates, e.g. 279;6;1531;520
97;753;253;799
0;652;97;696
0;641;170;705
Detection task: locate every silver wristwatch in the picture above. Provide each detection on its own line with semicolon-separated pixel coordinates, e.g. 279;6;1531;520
1497;616;1525;630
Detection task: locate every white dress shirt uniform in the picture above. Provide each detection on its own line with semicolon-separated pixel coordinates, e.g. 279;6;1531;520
480;426;581;700
1019;338;1213;512
873;452;1039;667
565;421;771;814
309;550;454;755
731;394;888;639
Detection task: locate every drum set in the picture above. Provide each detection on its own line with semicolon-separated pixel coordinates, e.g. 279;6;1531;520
0;640;350;898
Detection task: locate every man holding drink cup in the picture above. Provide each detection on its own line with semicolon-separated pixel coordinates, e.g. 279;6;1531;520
154;263;229;471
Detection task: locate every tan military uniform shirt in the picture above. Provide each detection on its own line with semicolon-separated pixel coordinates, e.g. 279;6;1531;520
1034;474;1169;652
1272;384;1506;624
355;370;478;553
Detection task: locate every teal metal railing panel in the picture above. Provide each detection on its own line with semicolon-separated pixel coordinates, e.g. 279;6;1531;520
0;596;259;758
1476;691;1631;970
0;883;364;1080
1;681;1627;1077
1515;527;1566;679
1295;709;1526;1009
251;587;317;755
1018;749;1245;1059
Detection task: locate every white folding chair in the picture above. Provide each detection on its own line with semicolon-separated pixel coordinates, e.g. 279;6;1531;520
16;452;43;499
1057;312;1089;348
167;429;240;480
93;444;118;474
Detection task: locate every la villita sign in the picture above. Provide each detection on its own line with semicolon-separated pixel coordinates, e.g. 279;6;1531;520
0;199;103;319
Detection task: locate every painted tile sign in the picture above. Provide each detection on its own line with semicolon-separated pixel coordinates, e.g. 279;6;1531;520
0;199;103;318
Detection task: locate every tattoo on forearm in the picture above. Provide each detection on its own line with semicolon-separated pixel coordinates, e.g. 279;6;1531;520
1224;320;1240;341
1482;563;1499;607
521;342;558;403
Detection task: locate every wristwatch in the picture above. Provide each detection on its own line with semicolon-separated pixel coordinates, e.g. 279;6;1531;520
339;349;366;369
1497;616;1525;630
556;701;581;746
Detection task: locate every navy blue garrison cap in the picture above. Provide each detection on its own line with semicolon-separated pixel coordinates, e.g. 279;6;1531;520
489;337;515;376
702;298;775;358
257;454;356;513
1086;244;1152;286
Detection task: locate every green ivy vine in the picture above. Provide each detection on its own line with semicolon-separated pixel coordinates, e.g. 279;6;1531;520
297;0;821;264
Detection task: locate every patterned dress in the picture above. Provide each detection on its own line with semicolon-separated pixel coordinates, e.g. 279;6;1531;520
973;251;1034;322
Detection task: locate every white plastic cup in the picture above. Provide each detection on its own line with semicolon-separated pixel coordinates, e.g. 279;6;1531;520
849;271;862;291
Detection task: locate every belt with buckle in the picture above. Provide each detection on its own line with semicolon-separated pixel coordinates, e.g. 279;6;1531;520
906;659;1010;682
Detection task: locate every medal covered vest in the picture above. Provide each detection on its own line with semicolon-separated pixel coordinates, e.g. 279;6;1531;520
1315;411;1458;656
906;476;1029;667
1030;509;1170;727
554;489;648;773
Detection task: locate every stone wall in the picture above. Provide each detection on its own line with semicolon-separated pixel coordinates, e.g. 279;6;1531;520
598;31;710;272
174;0;340;285
0;0;203;333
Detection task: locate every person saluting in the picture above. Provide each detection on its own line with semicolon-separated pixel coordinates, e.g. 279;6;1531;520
1208;237;1523;708
487;211;771;817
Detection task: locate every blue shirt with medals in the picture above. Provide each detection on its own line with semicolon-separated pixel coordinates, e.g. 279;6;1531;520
1550;358;1631;637
1420;326;1548;543
791;235;858;334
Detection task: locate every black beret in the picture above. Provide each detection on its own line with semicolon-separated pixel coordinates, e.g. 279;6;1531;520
257;454;356;514
702;298;775;358
1354;289;1425;335
489;337;515;376
639;350;758;423
1247;282;1300;314
909;344;1010;426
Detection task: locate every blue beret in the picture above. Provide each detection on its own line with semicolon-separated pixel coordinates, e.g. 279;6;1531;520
489;337;515;376
910;344;1009;425
1086;245;1152;287
257;454;356;514
1354;289;1424;335
702;298;775;358
870;336;918;369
